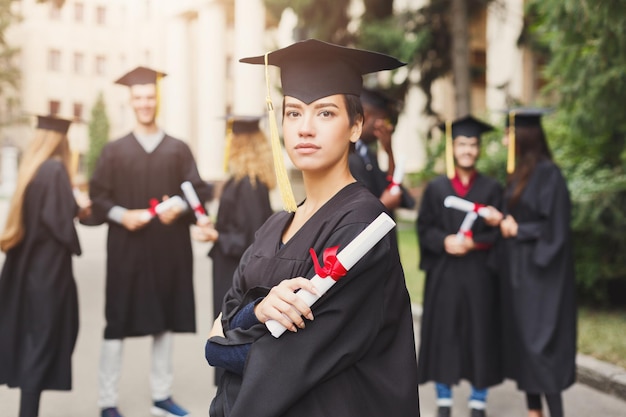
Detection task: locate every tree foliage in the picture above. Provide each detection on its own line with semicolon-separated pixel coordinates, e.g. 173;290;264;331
264;0;352;45
86;93;109;179
525;0;626;304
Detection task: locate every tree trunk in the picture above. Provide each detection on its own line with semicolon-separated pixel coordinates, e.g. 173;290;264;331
450;0;471;117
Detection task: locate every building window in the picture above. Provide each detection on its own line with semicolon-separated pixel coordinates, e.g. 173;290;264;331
95;55;106;76
470;50;487;87
74;2;84;22
73;102;83;121
48;49;61;72
73;52;84;74
49;100;61;116
96;6;106;25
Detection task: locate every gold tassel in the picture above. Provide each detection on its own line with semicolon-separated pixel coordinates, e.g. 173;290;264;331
155;73;162;118
264;52;297;212
445;120;455;179
507;111;516;174
223;119;234;172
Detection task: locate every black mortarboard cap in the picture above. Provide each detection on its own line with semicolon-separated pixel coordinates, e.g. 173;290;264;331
36;115;71;134
114;66;167;86
439;115;494;139
228;115;262;135
505;107;552;128
239;39;406;104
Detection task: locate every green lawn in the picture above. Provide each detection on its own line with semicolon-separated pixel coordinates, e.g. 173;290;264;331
396;220;626;370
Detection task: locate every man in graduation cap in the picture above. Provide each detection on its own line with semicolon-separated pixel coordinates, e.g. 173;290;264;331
416;115;504;417
87;66;213;417
349;88;415;217
204;39;420;417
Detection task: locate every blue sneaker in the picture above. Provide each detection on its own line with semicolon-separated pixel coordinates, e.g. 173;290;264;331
101;408;124;417
151;397;190;417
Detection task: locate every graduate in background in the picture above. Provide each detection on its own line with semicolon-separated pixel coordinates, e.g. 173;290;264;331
87;66;213;417
0;116;91;417
348;87;415;217
492;109;576;417
191;116;275;384
204;39;420;417
416;115;503;417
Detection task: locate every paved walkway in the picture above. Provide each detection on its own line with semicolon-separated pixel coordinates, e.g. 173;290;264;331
0;211;625;416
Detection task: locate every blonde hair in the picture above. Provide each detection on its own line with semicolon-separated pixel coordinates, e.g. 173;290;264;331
0;128;71;252
227;129;276;190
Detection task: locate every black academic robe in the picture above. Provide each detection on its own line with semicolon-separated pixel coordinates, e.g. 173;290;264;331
498;160;576;393
209;183;420;417
88;133;213;339
348;143;415;212
416;173;503;389
209;176;273;320
0;159;81;392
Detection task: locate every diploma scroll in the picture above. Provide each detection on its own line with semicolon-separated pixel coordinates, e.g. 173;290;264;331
443;195;491;218
388;156;406;196
265;212;396;338
181;181;208;221
140;195;188;221
456;211;478;242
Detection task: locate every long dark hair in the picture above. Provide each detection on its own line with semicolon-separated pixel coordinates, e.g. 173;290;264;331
507;124;552;208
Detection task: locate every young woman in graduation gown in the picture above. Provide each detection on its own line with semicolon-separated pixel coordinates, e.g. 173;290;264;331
0;116;90;417
204;39;420;417
494;111;577;417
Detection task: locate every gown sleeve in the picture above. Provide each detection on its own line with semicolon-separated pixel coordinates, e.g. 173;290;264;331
88;144;116;225
528;164;571;268
416;181;447;268
215;179;271;258
40;161;81;256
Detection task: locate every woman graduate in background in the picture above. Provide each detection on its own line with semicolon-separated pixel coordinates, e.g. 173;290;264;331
204;39;420;417
0;115;91;417
192;115;275;385
492;109;576;417
192;115;275;323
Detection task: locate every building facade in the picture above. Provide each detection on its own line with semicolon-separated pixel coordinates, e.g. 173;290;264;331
1;0;541;198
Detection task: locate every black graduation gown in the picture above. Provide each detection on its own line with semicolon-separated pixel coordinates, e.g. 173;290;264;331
416;173;503;389
348;145;415;212
209;183;420;417
0;159;81;392
88;133;213;339
498;160;576;393
209;176;273;320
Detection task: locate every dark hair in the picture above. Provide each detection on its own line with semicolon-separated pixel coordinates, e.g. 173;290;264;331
507;124;553;208
344;94;364;126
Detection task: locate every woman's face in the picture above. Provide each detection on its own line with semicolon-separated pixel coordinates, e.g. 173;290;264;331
282;94;361;173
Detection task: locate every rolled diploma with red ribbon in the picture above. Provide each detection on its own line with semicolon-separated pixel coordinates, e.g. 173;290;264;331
265;212;396;338
456;211;478;242
181;181;208;221
444;195;491;218
388;155;406;196
140;195;188;221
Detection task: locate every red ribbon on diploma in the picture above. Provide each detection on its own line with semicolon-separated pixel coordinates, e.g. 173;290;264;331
193;204;207;217
309;246;348;282
473;203;485;213
148;198;159;217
